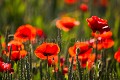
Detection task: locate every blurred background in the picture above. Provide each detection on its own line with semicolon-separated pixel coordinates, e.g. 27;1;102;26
0;0;120;49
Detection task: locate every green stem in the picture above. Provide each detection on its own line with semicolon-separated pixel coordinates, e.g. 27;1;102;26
39;61;43;80
57;29;61;79
68;57;74;80
76;48;82;80
26;56;30;80
47;56;50;80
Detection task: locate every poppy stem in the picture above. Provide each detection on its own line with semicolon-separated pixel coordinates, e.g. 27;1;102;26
5;28;9;53
95;39;98;62
29;42;33;78
19;58;23;80
57;29;61;79
26;56;30;80
102;49;107;79
47;55;50;80
68;57;74;80
39;61;43;80
53;64;57;79
76;48;82;80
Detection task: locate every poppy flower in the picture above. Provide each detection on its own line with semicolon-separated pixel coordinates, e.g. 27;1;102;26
0;61;11;72
68;42;92;57
89;31;114;50
91;31;112;39
114;48;120;63
7;40;24;51
86;16;110;33
90;39;114;50
34;42;60;60
10;50;27;61
69;42;92;68
79;3;88;12
56;17;80;32
3;50;27;62
14;24;36;42
3;40;27;61
36;28;46;39
64;0;78;5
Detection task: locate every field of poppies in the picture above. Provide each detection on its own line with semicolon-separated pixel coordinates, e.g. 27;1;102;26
0;0;120;80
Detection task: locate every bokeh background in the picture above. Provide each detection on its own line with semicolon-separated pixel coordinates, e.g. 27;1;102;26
0;0;120;49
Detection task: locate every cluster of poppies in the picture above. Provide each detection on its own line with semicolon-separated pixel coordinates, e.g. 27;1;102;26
0;24;45;72
2;24;45;61
33;15;115;75
54;15;115;71
0;15;119;75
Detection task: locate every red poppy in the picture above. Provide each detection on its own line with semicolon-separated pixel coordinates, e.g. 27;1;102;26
14;24;36;42
69;42;92;57
89;31;114;50
69;42;92;68
36;28;46;39
10;50;27;61
91;31;112;39
79;56;89;68
34;42;60;60
7;40;24;51
56;17;80;32
64;0;78;5
0;61;11;72
3;40;27;61
114;48;120;63
79;3;88;12
90;39;114;50
86;16;110;33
